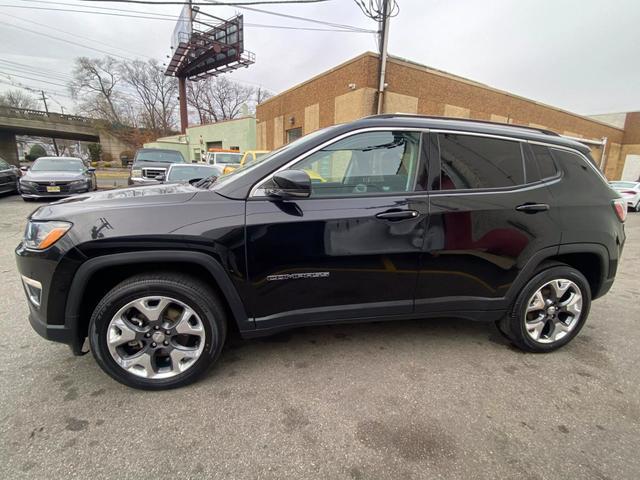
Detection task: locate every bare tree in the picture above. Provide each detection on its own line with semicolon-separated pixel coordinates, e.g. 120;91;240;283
120;59;178;134
186;80;211;125
0;89;39;109
187;77;254;123
254;86;273;105
69;57;123;123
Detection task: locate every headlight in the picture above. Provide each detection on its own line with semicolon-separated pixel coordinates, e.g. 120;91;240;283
24;221;72;250
69;179;88;186
20;179;36;187
131;169;142;177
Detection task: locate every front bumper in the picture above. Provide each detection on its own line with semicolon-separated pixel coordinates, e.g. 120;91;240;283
19;183;90;198
15;241;84;353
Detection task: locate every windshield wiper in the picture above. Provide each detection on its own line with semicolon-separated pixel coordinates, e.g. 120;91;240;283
193;175;218;189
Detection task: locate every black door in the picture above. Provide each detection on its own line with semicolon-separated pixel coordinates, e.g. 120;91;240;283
417;132;560;315
245;129;429;329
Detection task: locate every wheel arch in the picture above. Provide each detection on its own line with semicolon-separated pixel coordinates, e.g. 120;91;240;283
507;243;610;306
64;251;251;354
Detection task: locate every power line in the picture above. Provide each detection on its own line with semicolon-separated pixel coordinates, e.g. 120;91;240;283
78;0;331;5
72;0;375;32
0;4;373;32
4;9;155;59
0;58;76;79
0;19;133;60
0;72;70;89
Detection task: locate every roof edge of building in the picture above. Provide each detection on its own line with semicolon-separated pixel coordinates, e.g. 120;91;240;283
187;115;255;130
385;54;624;134
256;52;378;110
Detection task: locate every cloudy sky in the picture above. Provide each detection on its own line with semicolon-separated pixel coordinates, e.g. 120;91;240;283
1;0;639;116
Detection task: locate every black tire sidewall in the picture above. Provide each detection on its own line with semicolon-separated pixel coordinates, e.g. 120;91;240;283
510;266;591;352
89;278;225;390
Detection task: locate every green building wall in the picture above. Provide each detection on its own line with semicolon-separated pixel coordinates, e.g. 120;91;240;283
144;116;256;163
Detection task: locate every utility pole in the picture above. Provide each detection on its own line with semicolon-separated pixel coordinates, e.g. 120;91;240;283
40;90;60;156
179;77;188;133
376;0;390;114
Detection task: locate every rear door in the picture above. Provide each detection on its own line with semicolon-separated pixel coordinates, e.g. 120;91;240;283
417;131;560;314
245;128;429;329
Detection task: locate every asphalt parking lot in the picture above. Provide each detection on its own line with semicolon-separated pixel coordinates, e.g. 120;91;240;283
0;193;639;480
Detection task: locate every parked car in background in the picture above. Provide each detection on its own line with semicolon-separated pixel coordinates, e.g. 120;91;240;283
609;181;640;211
158;164;223;184
203;149;242;169
19;157;96;201
129;148;186;185
15;115;627;389
222;150;270;174
0;156;20;195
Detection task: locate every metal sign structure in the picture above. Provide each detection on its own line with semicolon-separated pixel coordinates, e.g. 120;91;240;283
165;4;255;133
165;9;255;81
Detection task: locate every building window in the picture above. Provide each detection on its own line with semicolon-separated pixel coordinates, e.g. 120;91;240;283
230;146;240;151
193;149;201;163
287;127;302;143
206;141;222;150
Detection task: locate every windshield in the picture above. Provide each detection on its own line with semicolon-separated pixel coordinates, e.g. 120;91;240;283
135;150;184;163
31;158;85;172
211;125;338;190
610;181;637;188
214;153;242;164
168;165;219;182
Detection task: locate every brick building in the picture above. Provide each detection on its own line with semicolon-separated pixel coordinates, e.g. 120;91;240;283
256;52;640;180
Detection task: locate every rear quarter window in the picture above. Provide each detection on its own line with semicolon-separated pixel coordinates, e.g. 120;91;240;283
529;144;558;180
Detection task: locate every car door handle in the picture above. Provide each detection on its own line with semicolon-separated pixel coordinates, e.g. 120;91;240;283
375;209;419;220
516;203;550;213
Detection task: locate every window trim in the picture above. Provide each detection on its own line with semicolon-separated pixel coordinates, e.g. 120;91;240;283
249;126;429;199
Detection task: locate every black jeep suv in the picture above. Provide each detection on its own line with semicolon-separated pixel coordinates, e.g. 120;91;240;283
15;115;626;389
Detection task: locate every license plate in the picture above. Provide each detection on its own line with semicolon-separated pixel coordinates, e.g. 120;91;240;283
46;186;61;193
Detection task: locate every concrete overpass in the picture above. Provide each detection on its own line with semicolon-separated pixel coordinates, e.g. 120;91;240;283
0;106;133;165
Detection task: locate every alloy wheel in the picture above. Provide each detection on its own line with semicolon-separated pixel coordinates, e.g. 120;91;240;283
106;296;206;379
524;279;583;344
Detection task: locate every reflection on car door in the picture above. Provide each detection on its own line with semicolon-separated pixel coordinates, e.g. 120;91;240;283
417;132;560;315
245;129;429;329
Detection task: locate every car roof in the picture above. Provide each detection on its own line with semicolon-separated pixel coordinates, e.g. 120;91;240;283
36;156;83;161
351;114;592;154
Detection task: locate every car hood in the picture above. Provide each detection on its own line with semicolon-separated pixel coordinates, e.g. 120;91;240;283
30;183;199;220
22;171;85;182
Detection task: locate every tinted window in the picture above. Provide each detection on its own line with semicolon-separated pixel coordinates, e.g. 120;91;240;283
293;131;422;197
0;158;9;169
438;133;524;190
530;144;558;179
167;165;219;182
215;153;242;165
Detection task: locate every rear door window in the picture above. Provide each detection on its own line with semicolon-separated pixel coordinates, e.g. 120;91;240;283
436;133;525;190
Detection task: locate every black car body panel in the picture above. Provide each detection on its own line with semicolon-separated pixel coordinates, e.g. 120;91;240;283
15;115;626;354
0;162;19;194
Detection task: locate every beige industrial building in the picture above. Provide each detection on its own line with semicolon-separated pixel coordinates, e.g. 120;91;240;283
256;52;640;180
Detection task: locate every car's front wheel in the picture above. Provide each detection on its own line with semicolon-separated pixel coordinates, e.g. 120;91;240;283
498;265;591;352
89;273;227;389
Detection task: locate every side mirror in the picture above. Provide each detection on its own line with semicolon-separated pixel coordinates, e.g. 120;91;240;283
267;169;311;199
156;174;166;182
20;166;29;172
87;167;96;173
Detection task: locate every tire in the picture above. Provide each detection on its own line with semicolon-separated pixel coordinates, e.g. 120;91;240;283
89;273;227;390
498;265;591;353
22;196;33;202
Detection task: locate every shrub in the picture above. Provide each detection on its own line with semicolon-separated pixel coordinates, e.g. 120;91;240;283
104;162;112;168
88;143;102;162
27;144;46;161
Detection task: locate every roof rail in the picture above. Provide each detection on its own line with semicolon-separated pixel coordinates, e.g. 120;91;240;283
365;113;561;137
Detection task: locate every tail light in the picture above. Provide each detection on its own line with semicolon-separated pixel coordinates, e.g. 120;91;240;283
612;198;627;222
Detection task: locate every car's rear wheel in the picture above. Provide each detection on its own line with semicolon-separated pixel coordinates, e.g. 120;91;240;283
498;265;591;352
89;273;227;389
